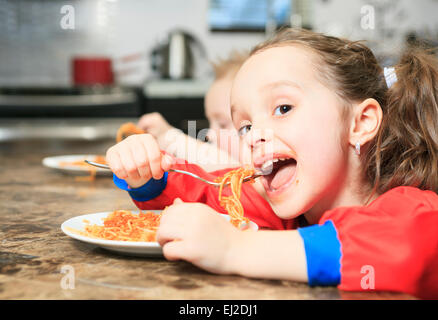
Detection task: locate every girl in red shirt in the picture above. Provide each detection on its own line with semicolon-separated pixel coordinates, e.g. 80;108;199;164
107;28;438;299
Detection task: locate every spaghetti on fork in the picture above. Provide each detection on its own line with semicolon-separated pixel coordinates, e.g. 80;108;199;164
215;166;255;228
116;122;145;142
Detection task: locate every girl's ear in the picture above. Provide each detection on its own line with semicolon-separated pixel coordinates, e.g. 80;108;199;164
349;98;383;150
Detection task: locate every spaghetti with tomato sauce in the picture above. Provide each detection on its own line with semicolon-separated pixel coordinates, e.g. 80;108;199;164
74;167;255;241
81;210;161;242
215;166;255;228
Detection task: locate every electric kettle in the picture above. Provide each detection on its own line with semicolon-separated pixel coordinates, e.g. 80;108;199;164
150;30;206;80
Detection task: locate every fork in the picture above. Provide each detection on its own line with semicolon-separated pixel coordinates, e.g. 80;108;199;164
84;160;261;187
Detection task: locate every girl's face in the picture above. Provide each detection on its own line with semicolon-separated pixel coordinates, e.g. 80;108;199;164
231;46;351;221
205;75;240;161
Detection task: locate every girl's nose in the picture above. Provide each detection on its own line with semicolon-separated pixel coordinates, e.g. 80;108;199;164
205;128;216;144
245;127;273;149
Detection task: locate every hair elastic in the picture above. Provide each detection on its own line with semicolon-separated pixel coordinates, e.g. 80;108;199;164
383;67;398;89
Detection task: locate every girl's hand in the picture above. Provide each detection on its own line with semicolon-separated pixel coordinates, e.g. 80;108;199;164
106;133;175;188
156;199;243;274
137;112;173;143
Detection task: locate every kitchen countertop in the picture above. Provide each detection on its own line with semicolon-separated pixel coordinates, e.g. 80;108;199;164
144;79;212;98
0;118;139;142
0;139;415;300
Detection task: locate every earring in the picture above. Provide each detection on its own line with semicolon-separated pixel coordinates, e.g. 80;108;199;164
355;142;361;155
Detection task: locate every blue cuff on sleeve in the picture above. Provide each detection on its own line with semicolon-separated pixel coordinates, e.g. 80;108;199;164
113;172;168;202
298;220;341;286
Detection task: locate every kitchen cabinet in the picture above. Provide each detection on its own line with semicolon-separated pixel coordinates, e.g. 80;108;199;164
144;78;211;132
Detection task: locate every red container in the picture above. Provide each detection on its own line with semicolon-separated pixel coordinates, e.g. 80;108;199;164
72;57;114;86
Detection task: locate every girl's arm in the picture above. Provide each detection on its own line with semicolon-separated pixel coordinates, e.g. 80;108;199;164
161;128;240;172
226;229;308;282
157;200;309;282
138;112;240;171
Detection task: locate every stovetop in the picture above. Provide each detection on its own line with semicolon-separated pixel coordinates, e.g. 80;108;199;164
0;86;144;118
0;86;131;96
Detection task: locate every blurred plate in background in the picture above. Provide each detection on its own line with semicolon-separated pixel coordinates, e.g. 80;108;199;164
42;154;112;176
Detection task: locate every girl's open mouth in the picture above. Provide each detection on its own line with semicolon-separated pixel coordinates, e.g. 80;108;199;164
256;156;298;195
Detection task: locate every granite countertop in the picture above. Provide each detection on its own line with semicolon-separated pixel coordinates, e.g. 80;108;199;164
0;139;415;300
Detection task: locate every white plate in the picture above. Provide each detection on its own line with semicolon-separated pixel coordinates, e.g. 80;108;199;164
42;155;112;176
61;210;258;257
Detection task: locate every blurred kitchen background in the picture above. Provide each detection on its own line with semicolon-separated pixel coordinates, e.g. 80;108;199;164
0;0;437;142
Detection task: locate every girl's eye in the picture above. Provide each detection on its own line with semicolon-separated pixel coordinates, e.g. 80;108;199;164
273;105;292;116
238;124;252;136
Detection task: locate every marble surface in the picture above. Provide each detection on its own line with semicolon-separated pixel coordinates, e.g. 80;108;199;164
0;139;415;300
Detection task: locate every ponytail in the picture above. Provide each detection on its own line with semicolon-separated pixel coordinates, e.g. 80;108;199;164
365;48;438;195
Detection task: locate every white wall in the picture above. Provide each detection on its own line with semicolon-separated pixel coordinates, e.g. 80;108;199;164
312;0;438;55
0;0;265;87
110;0;266;85
0;0;437;87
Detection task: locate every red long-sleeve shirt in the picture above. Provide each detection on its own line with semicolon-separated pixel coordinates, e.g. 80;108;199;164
114;161;438;299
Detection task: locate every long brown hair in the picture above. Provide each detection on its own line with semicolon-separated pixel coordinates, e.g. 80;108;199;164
250;28;438;197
